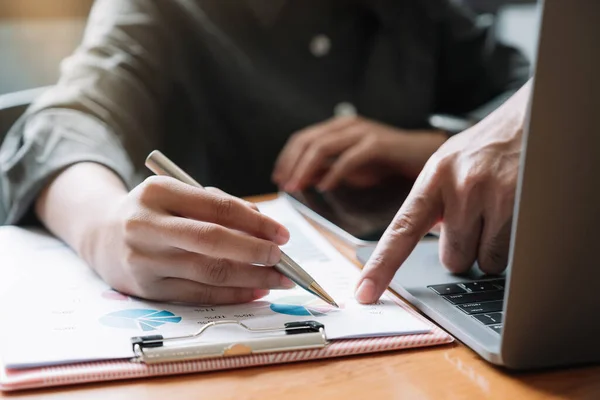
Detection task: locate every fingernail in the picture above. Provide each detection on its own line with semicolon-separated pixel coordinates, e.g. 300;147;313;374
275;225;290;245
285;182;298;192
267;245;282;265
279;275;296;289
355;279;377;304
253;289;270;299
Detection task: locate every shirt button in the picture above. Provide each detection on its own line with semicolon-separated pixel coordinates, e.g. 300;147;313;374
310;34;331;57
334;102;357;117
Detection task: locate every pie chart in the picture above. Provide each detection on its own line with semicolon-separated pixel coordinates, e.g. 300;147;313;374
99;309;182;331
270;295;342;317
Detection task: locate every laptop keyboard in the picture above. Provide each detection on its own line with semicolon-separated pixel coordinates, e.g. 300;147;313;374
428;279;505;334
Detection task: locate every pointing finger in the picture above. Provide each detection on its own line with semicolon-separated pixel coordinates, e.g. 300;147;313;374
355;173;443;303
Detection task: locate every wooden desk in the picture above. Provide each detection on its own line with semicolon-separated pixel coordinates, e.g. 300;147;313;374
3;194;600;399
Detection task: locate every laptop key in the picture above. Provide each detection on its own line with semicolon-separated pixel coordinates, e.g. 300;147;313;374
473;312;503;325
458;301;504;314
428;284;467;295
490;279;506;290
443;290;504;305
462;282;499;292
489;325;502;334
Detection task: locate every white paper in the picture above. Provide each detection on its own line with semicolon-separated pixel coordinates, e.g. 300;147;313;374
0;197;429;369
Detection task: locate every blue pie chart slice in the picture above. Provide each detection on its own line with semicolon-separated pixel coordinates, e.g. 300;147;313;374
269;296;335;317
270;304;313;316
99;309;182;331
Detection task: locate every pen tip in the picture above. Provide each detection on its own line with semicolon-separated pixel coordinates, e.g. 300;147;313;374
309;282;339;309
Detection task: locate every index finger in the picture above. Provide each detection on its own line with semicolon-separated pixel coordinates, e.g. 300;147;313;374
205;186;259;211
355;176;443;304
146;178;289;245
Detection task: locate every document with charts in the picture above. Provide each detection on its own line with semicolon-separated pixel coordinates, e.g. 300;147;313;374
0;197;430;369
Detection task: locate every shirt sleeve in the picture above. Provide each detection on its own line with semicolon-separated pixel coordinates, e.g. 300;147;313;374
0;0;175;224
432;1;530;122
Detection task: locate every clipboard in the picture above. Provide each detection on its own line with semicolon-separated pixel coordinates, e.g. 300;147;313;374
0;198;454;391
1;301;452;392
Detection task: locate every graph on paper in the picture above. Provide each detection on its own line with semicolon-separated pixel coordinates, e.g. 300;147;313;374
99;309;183;331
269;295;343;316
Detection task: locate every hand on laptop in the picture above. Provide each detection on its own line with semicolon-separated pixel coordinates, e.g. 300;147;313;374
272;116;447;192
355;82;532;304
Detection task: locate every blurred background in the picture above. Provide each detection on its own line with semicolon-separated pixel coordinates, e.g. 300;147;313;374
0;0;540;95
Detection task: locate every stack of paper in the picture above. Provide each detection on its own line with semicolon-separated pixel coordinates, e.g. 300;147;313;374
0;198;431;370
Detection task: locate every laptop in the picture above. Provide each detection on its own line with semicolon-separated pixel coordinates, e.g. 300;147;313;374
357;0;600;369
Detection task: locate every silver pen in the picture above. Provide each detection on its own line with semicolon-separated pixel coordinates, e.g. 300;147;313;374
145;150;339;308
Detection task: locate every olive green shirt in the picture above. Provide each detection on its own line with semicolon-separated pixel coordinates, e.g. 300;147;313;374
0;0;529;224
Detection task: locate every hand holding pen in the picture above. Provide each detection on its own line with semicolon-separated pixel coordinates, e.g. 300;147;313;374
145;150;338;307
68;159;298;305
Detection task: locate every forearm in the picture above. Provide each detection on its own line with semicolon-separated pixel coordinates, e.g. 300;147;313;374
35;163;128;261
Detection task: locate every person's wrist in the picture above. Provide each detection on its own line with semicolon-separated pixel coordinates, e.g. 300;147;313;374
77;192;127;266
381;129;410;158
383;130;447;177
493;80;531;143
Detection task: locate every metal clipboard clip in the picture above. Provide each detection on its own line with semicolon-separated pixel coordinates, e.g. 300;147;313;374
131;320;328;364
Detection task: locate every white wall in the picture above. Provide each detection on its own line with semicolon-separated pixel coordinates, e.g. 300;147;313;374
0;18;86;94
496;3;541;63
